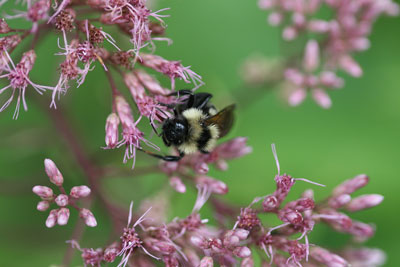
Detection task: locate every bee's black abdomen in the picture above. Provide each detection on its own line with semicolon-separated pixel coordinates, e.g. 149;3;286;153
197;126;211;152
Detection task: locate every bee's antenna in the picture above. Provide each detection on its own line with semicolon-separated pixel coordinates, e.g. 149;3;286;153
271;143;280;176
150;120;160;136
155;107;169;119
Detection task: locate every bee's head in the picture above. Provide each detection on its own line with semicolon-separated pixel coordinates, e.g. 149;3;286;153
162;117;188;146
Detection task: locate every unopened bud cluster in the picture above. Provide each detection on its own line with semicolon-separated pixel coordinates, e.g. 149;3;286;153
32;159;96;228
239;0;400;108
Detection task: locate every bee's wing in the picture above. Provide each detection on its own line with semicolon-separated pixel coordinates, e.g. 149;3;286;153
204;104;236;138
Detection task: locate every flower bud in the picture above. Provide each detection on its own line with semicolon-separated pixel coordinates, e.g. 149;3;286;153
233;246;252;258
312;89;332;109
308;19;331;33
285;198;315;212
44;159;64;186
311;247;348;267
145;238;175;254
124;72;146;99
215;159;228;171
215;137;252;159
328;194;351;209
33;185;54;199
345;194;383;212
288;88;307;106
194;162;209;174
223;230;240;247
104;113;120;149
333;174;369;196
0;35;21;52
103;243;119;262
139;53;203;90
302;189;314;199
350;37;370;51
37;201;50;211
282;26;297;40
235;228;250;240
292;13;305;27
169;176;186;193
275;174;295;197
339;55;362;77
199;256;213;267
46;209;58;228
303;40;320;72
0;19;11;34
160;161;179;174
190;235;206;249
319;211;352;231
54;194;68;207
115;96;135;128
196;176;228;195
135;69;169;95
70;185;91;198
349;221;375;240
57;208;70;225
342;247;386;267
80;208;97;227
279;209;303;225
184;248;200;266
241;257;254;267
210;239;223;254
319;71;344;88
268;12;283;26
27;0;51;22
285;68;304;86
263;195;278;211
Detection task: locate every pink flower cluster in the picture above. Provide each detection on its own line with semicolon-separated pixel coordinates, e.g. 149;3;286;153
32;159;96;228
67;145;384;267
2;1;388;267
254;0;399;108
0;46;50;118
160;137;252;193
112;95;159;168
1;0;204;168
0;0;202;121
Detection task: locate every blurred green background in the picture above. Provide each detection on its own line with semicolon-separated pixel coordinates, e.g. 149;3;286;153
1;0;400;266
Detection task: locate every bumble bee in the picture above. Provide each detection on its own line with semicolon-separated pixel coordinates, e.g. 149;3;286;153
141;90;235;161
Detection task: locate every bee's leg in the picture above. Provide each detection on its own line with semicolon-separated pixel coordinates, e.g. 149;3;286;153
165;90;213;111
196;94;213;110
187;93;195;108
138;148;184;162
158;90;194;112
162;135;171;146
167;89;195;108
167;89;193;97
162;153;185;161
158;102;176;109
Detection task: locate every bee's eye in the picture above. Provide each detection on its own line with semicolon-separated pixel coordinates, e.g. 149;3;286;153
162;119;187;146
175;123;185;133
